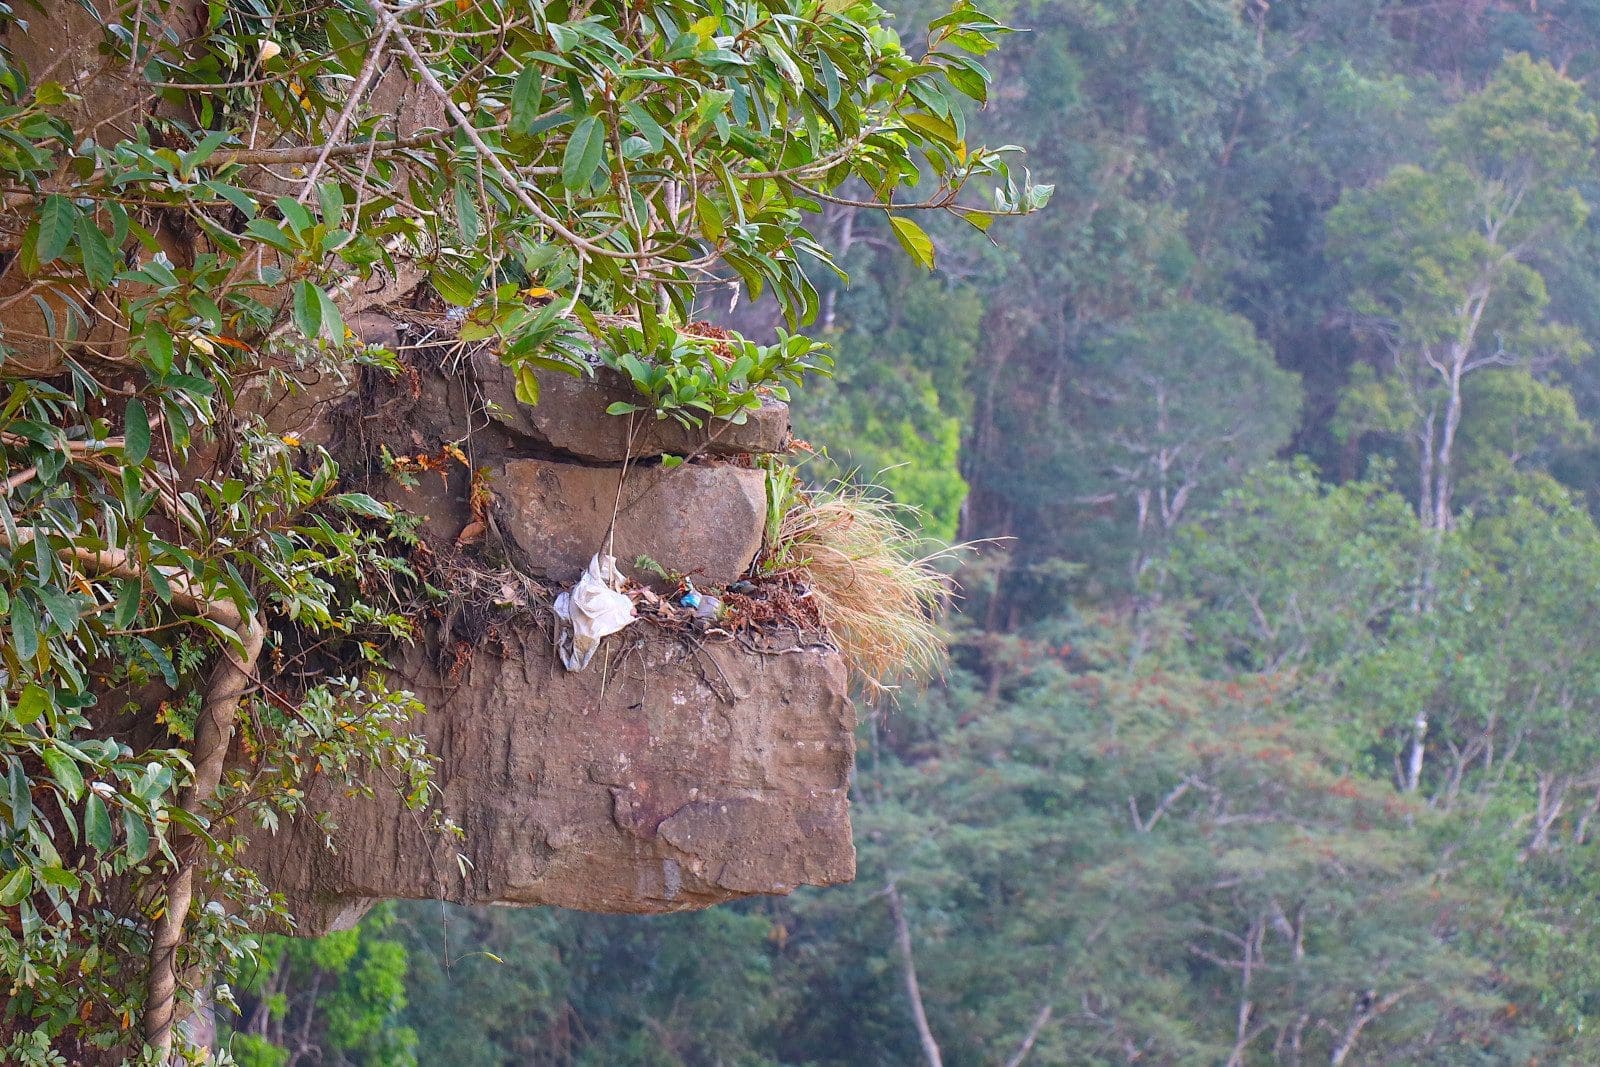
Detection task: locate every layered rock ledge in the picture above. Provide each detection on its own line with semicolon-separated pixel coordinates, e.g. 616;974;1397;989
255;629;856;935
246;315;857;934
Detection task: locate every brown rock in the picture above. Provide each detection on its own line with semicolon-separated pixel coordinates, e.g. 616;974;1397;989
250;628;855;933
473;349;790;461
495;458;767;586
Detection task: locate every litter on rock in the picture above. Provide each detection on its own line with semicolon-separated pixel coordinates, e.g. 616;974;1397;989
553;553;637;671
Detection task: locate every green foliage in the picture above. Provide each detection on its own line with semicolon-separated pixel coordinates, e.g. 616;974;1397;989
1080;303;1303;579
0;409;437;1058
0;0;1049;1052
392;905;782;1066
1169;462;1427;683
225;904;418;1067
598;322;832;428
792;257;978;541
1327;53;1598;526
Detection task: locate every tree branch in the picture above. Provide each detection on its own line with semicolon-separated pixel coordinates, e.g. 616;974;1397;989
1001;1001;1054;1067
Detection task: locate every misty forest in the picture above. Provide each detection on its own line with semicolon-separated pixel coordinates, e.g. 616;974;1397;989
12;0;1600;1064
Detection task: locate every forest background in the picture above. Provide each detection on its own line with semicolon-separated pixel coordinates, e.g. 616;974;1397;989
228;1;1600;1064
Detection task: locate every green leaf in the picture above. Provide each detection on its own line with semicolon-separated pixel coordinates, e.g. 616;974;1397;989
35;195;76;265
514;364;541;405
34;584;78;632
6;760;32;833
113;578;141;629
889;216;936;270
430;264;479;307
314;284;345;341
817;50;842;109
38;866;80;892
144;322;174;375
316;182;346;228
605;401;640;415
332;492;392;520
904;111;959;147
122;809;150;863
14;683;49;726
959;210;994;233
244;218;296;253
510;66;545;136
205;180;259;217
275;196;314;236
35;80;68;107
563;114;607;192
11;602;38;661
42;749;84;802
696;193;725;241
183;128;230;170
84;793;113;853
455;183;480;244
124;399;151;464
76;214;117;289
0;865;32;907
292;279;323;338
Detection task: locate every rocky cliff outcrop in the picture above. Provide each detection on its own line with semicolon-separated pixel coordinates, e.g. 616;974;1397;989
256;630;854;934
247;314;858;933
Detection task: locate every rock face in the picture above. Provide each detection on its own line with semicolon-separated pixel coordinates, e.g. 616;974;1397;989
253;628;856;935
472;350;790;462
495;458;767;585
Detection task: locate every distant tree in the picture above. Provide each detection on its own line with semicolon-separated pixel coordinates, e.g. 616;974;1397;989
954;0;1264;572
1328;54;1598;530
226;905;417;1067
1079;303;1301;585
1169;462;1425;687
793;238;983;542
803;626;1512;1066
391;904;781;1066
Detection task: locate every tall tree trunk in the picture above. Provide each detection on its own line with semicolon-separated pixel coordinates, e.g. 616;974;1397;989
1404;714;1427;794
1432;347;1467;532
146;618;266;1061
1417;407;1437;531
886;882;944;1067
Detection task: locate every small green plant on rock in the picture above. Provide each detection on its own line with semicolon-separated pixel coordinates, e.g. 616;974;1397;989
596;316;834;429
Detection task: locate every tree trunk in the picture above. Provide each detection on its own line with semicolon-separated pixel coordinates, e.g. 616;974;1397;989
1404;714;1427;794
1431;346;1467;532
886;882;944;1067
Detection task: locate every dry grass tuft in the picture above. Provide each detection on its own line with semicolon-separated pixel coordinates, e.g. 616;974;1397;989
768;481;956;691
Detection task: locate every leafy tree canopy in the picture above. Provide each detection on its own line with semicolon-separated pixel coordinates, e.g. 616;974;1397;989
0;0;1047;1060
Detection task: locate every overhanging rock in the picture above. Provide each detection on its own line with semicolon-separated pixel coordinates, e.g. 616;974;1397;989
246;316;857;934
251;627;856;935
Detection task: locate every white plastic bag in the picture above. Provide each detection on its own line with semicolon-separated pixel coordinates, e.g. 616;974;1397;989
553;553;636;671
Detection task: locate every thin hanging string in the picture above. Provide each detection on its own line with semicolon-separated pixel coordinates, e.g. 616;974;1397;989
603;411;641;566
